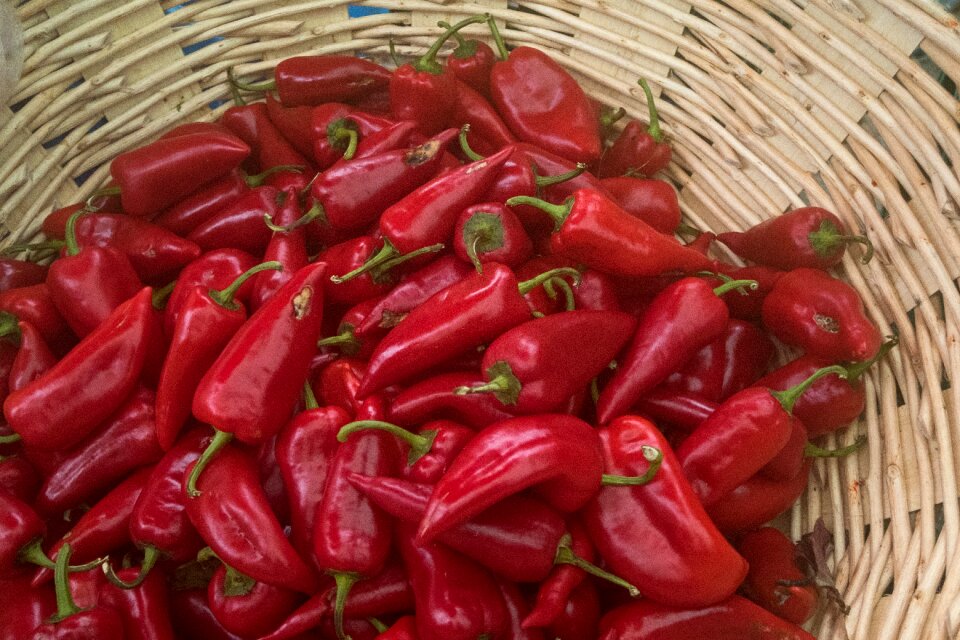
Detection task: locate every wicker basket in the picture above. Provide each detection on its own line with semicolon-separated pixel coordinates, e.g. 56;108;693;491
2;0;960;637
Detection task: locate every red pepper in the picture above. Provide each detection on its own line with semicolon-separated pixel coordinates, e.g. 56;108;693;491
308;129;456;231
351;120;419;160
455;310;635;414
0;454;40;503
706;460;813;535
185;445;319;594
755;337;896;437
374;616;419;640
163;248;257;337
584;415;747;607
4;287;154;451
597;80;671;178
246;103;313;185
759;416;810;481
596;276;748;424
169;588;245;640
544;580;600;640
515;256;621;315
737;527;818;626
418;414;604;541
0;571;55;640
684;229;716;255
713;263;784;321
354;255;472;338
160;121;233;140
761;267;882;361
156;261;282;450
717;206;872;270
635;388;718;433
387;371;518;429
487;19;600;164
498;579;543;640
100;564;176;640
316;297;382;360
34;387;163;515
316;358;366;416
442;22;497;97
8;321;57;393
453;202;532;272
276;393;350;567
310;107;395;169
662;319;775;403
674;366;845;507
0;259;47;292
0;284;73;354
110;130;251;216
452;81;517;157
523;518;595;629
251;194;308;310
312;421;400;640
207;563;303;640
395;521;509;640
507;189;712;279
152;170;258;236
0;487;49;575
186;186;284;254
260;561;414;640
356;263;570;396
597;596;816;639
46;211;143;338
263;95;335;159
235;55;391;107
599;176;681;234
316;236;400;307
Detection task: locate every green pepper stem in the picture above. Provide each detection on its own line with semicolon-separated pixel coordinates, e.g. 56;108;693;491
454;375;510;396
804;435;867;458
151;281;177;310
600;106;627;130
244;164;305;188
101;545;161;589
186;429;234;498
19;538;105;572
601;446;663;486
223;564;256;597
0;432;21;444
0;311;19;341
337;420;435;465
417;14;489;74
331;240;399;284
1;240;66;257
535;163;587;188
369;618;389;634
555;539;640;597
486;14;509;60
808;219;874;264
332;572;359;640
712;279;758;297
545;277;576;311
506;195;574;232
332;127;359;161
637;78;663;143
517;267;582;295
208;261;283;310
303;380;319;411
227;66;276;93
48;543;82;623
265;200;327;234
63;209;86;257
459;124;484;162
769;365;849;415
845;336;898;381
466;235;485;274
317;329;358;348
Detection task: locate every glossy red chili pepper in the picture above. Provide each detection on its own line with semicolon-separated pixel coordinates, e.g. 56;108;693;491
635;388;718;433
759;416;810;482
596;277;748;424
0;284;73;354
544;580;600;640
186;186;283;254
487;20;600;164
374;616;419;640
442;22;496;97
110;131;251;216
599;176;680;234
354;255;472;338
456;310;634;413
419;414;604;541
358;263;571;396
263;94;333;159
453;202;532;272
0;571;55;640
152;170;250;236
388;371;518;429
351;120;419;160
309;130;455;231
0;454;40;503
762;267;882;361
712;263;784;322
706;460;813;535
315;358;364;415
156;261;282;449
597;80;671;178
498;579;543;640
163;248;257;336
597;596;816;639
160;121;233;140
317;236;399;307
191;261;326;448
4;287;154;451
0;487;48;575
718;206;872;271
46;212;143;338
585;415;747;607
453;81;517;157
516;256;621;315
34;387;162;515
737;527;818;626
662;319;775;403
239;55;391;107
755;338;896;438
100;564;175;640
207;563;303;640
684;229;716;255
169;588;246;640
396;521;509;640
311;108;395;169
316;297;382;360
508;189;712;280
276;396;350;567
185;445;319;594
219;103;267;169
248;104;313;184
523;518;595;629
260;561;413;640
8;321;56;393
0;259;47;292
675;366;844;507
250;197;308;310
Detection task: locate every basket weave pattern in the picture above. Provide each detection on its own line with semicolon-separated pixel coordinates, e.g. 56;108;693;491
2;1;960;638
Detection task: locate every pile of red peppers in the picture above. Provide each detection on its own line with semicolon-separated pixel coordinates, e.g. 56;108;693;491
0;15;890;640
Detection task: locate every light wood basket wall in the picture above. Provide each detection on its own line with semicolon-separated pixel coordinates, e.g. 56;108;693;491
2;0;959;638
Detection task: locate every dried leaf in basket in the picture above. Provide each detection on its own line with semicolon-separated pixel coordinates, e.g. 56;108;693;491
795;517;850;615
